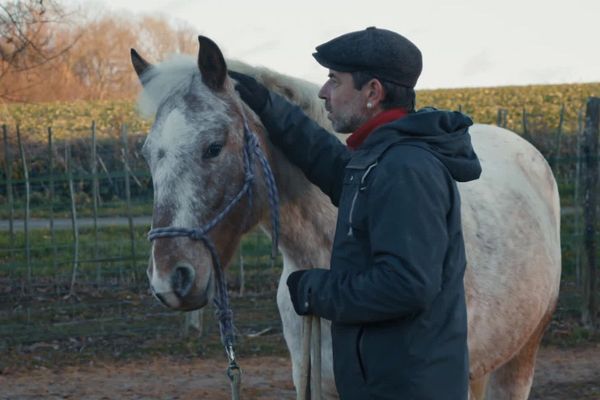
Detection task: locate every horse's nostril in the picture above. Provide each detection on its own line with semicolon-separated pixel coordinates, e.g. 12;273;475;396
171;265;195;298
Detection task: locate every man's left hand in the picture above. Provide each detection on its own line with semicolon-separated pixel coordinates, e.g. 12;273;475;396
286;270;310;315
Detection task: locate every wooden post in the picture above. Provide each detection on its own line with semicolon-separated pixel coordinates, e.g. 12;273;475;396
496;109;508;128
91;121;101;285
47;127;57;276
66;141;80;297
522;107;530;140
574;109;584;288
2;125;15;251
551;105;565;173
239;249;245;297
582;97;600;329
16;125;31;293
121;124;136;282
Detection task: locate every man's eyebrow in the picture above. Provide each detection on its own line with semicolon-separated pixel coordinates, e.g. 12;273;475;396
328;72;336;79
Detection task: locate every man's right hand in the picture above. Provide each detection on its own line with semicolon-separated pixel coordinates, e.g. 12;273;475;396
228;71;269;114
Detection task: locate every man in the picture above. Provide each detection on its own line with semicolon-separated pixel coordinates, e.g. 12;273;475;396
230;27;481;400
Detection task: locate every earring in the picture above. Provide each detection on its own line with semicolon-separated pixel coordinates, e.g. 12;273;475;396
367;102;373;109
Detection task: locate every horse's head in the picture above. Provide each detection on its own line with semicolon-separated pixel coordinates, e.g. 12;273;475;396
131;36;269;311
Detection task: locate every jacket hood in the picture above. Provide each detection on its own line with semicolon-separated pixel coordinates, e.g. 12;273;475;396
363;108;482;182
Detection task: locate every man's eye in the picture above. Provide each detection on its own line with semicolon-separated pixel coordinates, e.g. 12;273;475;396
203;143;223;159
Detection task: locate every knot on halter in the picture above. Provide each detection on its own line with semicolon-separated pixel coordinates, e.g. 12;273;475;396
244;172;255;184
214;306;234;324
189;229;206;241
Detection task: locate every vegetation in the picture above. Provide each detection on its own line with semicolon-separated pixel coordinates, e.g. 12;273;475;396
417;82;600;135
2;82;599;143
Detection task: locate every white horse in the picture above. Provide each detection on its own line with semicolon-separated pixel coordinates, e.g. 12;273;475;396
131;36;561;399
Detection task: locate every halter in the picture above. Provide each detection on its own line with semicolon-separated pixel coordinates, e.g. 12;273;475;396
147;116;280;395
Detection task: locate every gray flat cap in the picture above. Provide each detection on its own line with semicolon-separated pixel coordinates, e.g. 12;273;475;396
313;27;422;88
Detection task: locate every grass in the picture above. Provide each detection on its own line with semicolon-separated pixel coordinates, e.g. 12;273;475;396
1;190;599;372
0;226;286;372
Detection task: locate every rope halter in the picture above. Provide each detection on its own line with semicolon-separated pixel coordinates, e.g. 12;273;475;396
147;115;280;389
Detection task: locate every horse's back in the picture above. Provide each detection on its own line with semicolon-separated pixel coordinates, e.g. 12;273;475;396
459;124;561;378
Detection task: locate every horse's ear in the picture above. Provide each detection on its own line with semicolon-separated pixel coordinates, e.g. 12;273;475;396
131;48;153;84
197;36;227;91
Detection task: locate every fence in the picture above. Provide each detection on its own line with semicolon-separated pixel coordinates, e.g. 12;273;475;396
1;99;599;367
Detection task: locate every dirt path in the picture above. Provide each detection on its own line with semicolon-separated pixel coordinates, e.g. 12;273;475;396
1;345;598;399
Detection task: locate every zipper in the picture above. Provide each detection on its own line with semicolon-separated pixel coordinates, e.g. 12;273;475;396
347;162;378;236
347;189;360;236
357;326;368;381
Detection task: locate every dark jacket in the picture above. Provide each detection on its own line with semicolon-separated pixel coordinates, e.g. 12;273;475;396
259;91;482;400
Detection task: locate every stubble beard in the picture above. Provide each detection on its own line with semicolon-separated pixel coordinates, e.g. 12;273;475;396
330;112;367;134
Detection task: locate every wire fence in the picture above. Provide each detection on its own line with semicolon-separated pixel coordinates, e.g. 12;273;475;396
1;99;600;367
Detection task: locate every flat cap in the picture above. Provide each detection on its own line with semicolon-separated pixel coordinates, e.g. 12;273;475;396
313;27;422;88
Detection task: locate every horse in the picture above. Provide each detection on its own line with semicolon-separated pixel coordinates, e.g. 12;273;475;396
130;36;561;399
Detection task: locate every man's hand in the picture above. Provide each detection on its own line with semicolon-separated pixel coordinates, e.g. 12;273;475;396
228;71;269;114
286;270;310;315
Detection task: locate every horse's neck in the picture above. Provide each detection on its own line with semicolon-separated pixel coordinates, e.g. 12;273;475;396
262;147;337;270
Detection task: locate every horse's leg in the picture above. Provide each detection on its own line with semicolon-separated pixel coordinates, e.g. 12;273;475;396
484;312;551;400
469;374;489;400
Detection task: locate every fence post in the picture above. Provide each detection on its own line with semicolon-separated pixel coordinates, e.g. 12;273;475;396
551;104;565;174
121;124;136;283
574;109;584;288
522;107;530;140
496;108;507;128
582;97;600;330
239;249;245;297
2;125;15;253
47;127;57;279
16;125;31;293
91;121;101;285
66;141;80;297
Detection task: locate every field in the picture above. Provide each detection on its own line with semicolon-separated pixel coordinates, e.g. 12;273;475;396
1;82;599;143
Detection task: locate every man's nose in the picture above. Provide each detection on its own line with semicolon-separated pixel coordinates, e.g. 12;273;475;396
318;84;327;100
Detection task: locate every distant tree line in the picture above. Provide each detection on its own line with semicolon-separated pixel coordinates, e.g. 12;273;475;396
0;0;198;103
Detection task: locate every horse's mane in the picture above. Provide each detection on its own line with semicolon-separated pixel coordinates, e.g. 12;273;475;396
137;54;339;140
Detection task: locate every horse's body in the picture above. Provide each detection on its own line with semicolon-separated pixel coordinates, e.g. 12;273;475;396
132;37;561;399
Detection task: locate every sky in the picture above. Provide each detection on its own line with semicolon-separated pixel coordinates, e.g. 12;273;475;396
77;0;598;90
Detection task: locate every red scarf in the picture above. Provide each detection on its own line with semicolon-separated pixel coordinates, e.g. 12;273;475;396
346;108;408;150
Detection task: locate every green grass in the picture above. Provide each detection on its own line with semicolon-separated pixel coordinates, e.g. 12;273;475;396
0;225;280;289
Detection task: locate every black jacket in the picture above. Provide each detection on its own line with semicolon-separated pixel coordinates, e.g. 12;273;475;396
259;91;482;400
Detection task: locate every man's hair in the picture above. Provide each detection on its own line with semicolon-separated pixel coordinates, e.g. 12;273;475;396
351;71;416;112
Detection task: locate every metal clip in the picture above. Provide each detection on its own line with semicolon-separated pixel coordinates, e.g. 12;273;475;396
226;344;236;363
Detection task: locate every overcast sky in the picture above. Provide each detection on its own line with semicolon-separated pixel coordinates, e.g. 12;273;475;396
78;0;598;90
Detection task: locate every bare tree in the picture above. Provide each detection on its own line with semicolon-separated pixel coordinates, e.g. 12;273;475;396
0;0;79;101
1;3;199;102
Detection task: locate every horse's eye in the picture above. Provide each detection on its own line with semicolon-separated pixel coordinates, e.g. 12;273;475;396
203;143;223;159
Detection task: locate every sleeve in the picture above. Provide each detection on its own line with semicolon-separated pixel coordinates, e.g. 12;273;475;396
294;158;451;324
259;91;351;206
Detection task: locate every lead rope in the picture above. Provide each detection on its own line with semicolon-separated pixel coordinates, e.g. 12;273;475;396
148;117;279;400
311;315;322;400
299;315;322;400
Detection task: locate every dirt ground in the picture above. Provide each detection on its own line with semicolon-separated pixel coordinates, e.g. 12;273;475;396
1;345;599;400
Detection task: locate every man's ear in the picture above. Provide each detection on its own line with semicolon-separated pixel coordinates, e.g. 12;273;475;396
366;78;385;107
